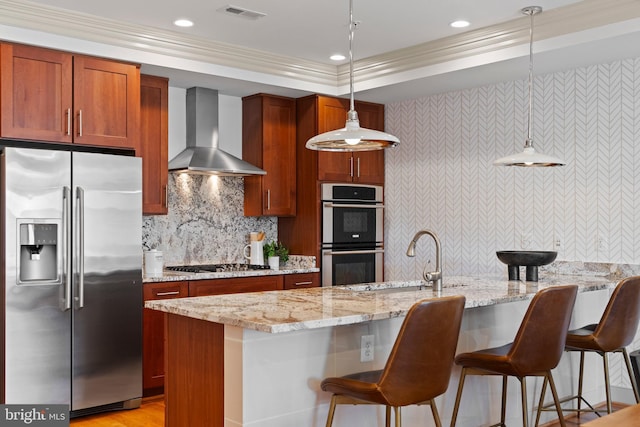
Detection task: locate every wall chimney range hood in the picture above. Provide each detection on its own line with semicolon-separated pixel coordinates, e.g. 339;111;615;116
168;87;266;176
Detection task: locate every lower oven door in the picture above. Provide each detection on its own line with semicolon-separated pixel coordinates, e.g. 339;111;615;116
322;248;384;287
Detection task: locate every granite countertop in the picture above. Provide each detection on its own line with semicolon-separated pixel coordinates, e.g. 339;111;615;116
145;274;617;333
143;267;320;283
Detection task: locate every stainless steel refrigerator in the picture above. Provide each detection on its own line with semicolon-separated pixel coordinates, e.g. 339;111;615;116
1;146;143;416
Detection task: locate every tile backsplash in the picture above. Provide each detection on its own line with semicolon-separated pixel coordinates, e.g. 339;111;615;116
142;173;276;266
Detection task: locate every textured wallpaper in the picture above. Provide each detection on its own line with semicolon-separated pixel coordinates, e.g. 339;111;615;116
384;57;640;281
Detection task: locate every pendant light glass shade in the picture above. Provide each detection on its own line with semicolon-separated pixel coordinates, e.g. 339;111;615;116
306;0;399;152
493;6;565;167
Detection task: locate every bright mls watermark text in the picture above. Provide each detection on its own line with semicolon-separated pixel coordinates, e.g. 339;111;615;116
0;405;68;426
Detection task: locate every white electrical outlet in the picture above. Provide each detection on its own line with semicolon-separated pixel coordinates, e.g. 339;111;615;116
554;233;564;253
361;335;374;362
520;233;532;249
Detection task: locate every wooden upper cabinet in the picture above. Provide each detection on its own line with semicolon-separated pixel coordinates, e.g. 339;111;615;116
243;93;296;217
0;42;140;151
73;55;140;149
140;75;169;215
316;96;353;182
351;101;385;185
312;95;385;185
0;43;73;143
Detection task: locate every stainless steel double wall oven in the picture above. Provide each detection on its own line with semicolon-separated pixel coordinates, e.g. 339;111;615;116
321;183;384;286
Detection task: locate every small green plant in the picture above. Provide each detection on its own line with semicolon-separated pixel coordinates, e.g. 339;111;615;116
263;240;289;263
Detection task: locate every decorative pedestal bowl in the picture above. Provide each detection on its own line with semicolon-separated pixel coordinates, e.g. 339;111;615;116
496;251;558;282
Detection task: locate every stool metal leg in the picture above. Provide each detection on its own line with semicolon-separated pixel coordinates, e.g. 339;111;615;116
325;395;337;427
520;377;529;427
546;371;567;427
429;399;443;427
577;351;585;412
500;375;508;426
603;352;612;414
394;406;401;427
622;348;640;403
534;376;549;427
450;367;467;427
385;406;391;427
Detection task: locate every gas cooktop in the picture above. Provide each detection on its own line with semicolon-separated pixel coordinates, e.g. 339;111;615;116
165;263;271;273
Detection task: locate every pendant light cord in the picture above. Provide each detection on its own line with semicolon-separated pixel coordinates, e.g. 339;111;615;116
348;0;356;114
526;8;535;147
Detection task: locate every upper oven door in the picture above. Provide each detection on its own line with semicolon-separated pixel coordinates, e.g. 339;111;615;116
322;202;383;247
321;184;384;247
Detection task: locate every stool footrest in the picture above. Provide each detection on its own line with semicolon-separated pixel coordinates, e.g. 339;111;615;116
539;395;606;417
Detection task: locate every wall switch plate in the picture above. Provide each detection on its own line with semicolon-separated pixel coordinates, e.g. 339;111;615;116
361;335;374;362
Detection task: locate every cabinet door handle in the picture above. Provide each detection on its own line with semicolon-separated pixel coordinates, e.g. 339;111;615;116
77;110;83;137
267;189;271;211
66;108;71;136
357;157;361;178
163;185;168;208
293;281;312;286
349;157;354;177
155;290;180;297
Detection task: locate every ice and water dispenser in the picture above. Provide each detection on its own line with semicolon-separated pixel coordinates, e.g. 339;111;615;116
17;221;60;284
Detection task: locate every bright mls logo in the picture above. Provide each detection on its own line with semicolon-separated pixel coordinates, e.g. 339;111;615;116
0;405;68;426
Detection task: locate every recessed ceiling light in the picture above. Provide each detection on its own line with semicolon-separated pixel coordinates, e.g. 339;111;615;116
450;20;470;28
330;54;346;61
174;19;194;28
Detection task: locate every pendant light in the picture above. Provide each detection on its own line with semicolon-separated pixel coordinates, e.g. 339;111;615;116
494;6;565;167
305;0;399;152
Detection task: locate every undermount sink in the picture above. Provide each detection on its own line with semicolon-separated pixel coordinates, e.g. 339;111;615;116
496;251;557;282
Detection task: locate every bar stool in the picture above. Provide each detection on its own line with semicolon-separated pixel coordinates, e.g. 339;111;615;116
548;276;640;416
320;295;466;427
450;285;578;427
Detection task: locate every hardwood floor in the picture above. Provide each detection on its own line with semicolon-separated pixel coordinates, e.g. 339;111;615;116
69;397;624;426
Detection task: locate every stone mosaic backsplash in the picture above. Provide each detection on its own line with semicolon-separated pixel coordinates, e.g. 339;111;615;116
142;173;277;266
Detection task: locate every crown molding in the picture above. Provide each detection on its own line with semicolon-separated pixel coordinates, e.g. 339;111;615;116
0;0;337;88
1;0;639;95
340;0;640;87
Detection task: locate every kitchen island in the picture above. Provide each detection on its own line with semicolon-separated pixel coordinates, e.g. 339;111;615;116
146;275;621;427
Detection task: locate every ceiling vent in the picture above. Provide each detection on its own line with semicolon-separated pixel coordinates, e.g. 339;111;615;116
218;5;266;20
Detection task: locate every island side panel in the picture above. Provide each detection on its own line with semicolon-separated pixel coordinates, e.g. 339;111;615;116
165;313;224;427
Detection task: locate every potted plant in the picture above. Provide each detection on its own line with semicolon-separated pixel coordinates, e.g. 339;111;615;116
263;241;289;270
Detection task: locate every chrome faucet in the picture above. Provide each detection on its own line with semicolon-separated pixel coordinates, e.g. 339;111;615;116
406;230;442;292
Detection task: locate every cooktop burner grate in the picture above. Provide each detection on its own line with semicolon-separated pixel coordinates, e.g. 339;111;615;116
166;263;271;273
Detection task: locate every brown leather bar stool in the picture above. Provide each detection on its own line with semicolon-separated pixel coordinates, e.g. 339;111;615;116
320;295;466;427
550;276;640;416
450;285;578;427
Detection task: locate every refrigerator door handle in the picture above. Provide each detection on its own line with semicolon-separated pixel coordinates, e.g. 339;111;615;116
76;186;85;309
61;186;72;311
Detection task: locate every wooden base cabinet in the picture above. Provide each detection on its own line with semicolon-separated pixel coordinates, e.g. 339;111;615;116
142;281;188;396
188;275;283;297
143;273;316;396
140;75;169;215
283;272;319;289
0;42;140;150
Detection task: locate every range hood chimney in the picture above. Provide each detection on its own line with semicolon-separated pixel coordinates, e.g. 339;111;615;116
168;87;266;176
